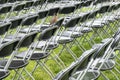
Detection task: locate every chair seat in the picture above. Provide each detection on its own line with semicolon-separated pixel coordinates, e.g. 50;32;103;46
70;69;100;80
84;21;104;28
0;60;28;69
16;50;49;60
19;24;50;33
51;36;74;44
31;41;59;50
109;53;115;59
1;34;25;43
0;70;9;79
103;16;116;22
116;12;120;16
19;28;39;33
67;27;93;33
0;21;11;35
92;44;102;49
58;31;83;38
101;38;112;43
115;45;120;50
62;17;71;25
114;15;120;20
91;59;115;71
35;24;51;32
94;17;109;25
95;18;109;24
0;38;16;43
5;33;26;39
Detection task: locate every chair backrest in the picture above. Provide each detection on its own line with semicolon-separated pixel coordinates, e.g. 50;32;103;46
59;5;75;14
18;31;38;47
64;16;81;28
39;26;58;41
47;7;60;16
47;0;55;3
40;0;46;5
107;4;115;12
98;5;110;13
79;1;85;8
33;0;41;7
9;16;24;29
113;3;120;10
93;0;110;5
79;12;90;22
54;48;97;80
74;16;83;24
88;9;98;19
74;2;80;9
8;0;16;3
22;14;38;26
0;5;12;14
117;3;120;9
37;10;49;19
83;0;92;7
24;1;34;9
13;3;25;11
16;0;24;1
0;39;19;57
0;21;11;35
74;2;83;9
0;0;8;4
93;38;112;59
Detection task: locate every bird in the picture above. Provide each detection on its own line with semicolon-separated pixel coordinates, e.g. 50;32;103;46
50;13;58;25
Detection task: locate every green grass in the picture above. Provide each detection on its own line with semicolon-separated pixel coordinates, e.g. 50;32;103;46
2;3;120;80
4;30;120;80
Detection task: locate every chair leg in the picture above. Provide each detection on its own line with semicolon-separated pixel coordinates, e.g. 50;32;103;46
23;68;35;80
64;44;78;61
101;28;112;38
12;69;20;80
57;45;65;56
101;72;110;80
70;39;85;53
114;67;120;74
116;61;120;66
106;23;116;35
87;32;96;45
81;34;93;47
83;33;93;47
96;29;104;40
38;60;55;79
13;69;25;80
104;63;120;80
52;50;66;68
74;39;86;52
115;54;120;61
31;60;55;79
69;40;76;48
31;62;39;75
92;71;98;79
91;28;103;41
105;59;120;78
16;67;35;80
17;68;24;80
50;54;64;69
109;70;119;80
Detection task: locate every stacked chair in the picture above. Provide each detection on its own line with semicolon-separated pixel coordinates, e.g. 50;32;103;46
0;0;120;80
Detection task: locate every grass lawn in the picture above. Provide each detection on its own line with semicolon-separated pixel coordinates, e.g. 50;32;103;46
4;30;120;80
2;3;120;80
